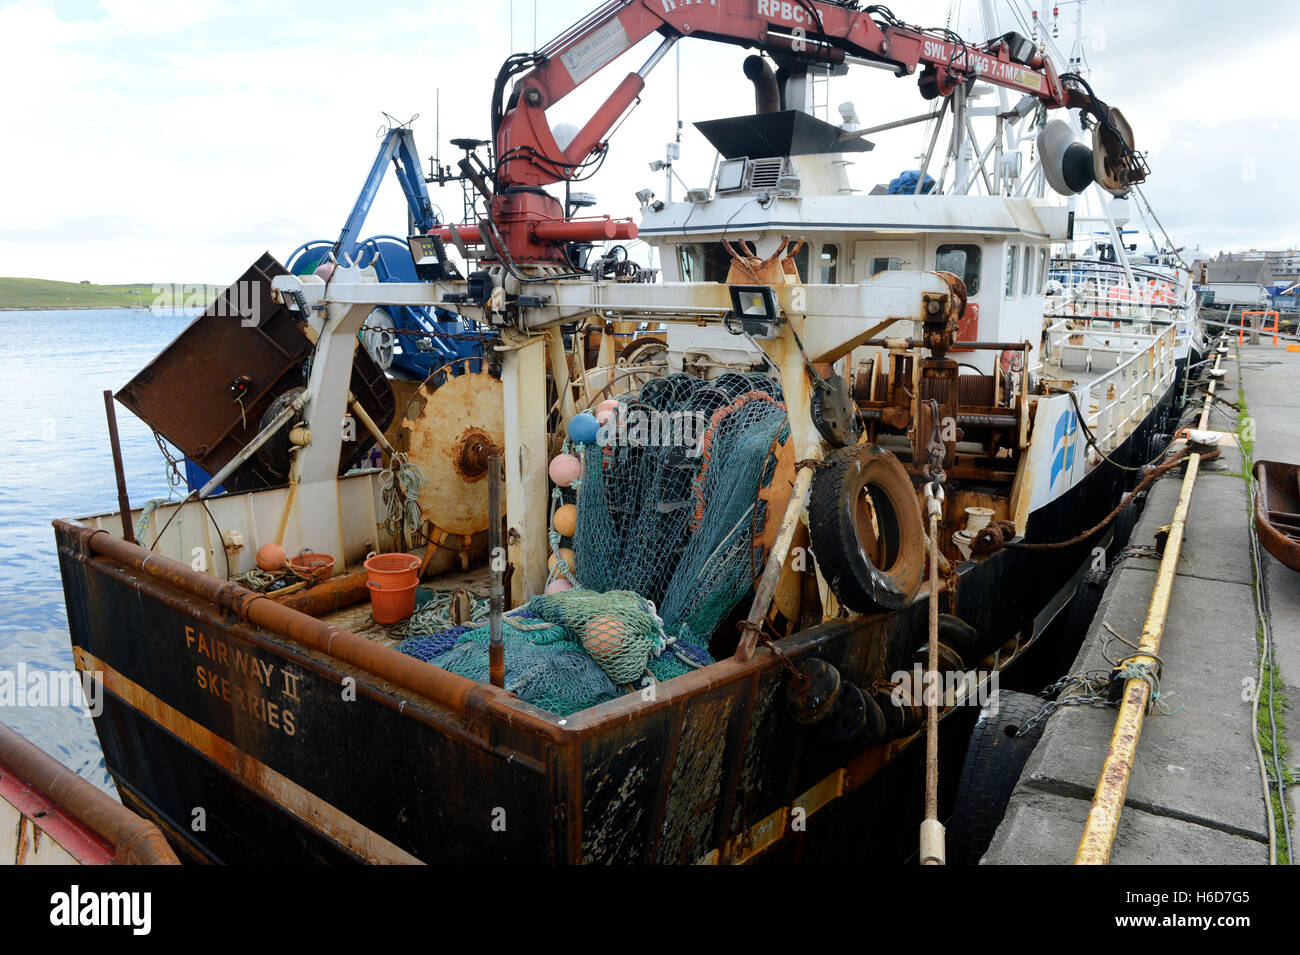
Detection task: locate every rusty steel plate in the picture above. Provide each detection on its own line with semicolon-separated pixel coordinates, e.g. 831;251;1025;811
116;252;395;492
397;359;503;543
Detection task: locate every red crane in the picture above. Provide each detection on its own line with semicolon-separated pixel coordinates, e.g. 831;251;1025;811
435;0;1144;268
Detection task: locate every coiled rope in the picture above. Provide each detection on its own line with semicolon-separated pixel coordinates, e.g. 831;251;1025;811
380;451;425;547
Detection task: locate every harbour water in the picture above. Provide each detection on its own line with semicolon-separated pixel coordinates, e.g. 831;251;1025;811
0;307;200;792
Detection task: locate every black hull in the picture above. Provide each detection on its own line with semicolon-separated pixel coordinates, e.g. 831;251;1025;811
55;380;1182;864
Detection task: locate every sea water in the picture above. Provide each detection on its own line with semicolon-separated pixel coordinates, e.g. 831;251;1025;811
0;307;199;793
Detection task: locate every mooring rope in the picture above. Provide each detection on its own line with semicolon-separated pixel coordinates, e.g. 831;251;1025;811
380;452;425;546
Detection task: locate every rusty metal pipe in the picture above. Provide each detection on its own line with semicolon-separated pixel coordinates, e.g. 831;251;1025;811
1073;338;1224;864
103;391;136;545
62;522;567;742
276;568;371;615
0;720;179;864
488;450;505;689
920;486;946;865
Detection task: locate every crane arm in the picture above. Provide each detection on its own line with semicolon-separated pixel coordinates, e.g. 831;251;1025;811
334;127;438;261
493;0;1130;191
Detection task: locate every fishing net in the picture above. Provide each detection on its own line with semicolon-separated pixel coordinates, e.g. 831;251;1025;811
396;372;788;716
574;372;788;656
394;589;667;715
397;609;619;716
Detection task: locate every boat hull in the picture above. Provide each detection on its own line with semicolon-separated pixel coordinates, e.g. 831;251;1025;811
1254;459;1300;572
54;381;1181;864
0;720;178;865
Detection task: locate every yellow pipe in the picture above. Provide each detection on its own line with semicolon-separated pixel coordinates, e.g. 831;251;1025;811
1073;338;1223;865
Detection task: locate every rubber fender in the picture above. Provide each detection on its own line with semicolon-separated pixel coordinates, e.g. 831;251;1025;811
949;689;1048;864
809;444;925;612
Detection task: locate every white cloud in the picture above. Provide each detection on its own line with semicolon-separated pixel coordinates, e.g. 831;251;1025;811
1;0;1295;283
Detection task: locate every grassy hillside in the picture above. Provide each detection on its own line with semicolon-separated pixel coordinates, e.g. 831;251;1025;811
0;276;223;310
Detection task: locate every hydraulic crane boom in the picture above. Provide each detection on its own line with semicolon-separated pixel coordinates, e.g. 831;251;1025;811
462;0;1145;267
334;126;439;262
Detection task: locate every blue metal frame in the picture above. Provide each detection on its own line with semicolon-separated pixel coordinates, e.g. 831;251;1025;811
285;127;492;380
335;128;437;260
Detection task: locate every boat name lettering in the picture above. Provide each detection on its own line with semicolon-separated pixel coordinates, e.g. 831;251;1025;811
184;625;300;738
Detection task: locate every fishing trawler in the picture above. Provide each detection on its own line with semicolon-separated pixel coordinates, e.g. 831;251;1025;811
53;1;1184;864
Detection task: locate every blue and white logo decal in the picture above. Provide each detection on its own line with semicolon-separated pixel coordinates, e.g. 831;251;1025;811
1050;405;1078;488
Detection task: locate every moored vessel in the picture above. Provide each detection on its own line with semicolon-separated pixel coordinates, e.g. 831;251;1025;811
53;0;1186;864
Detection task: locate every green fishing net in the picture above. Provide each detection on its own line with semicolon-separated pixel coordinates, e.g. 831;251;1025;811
398;372;788;715
573;372;788;654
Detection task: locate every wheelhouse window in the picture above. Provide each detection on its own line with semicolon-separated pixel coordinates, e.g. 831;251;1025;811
677;242;732;283
935;243;981;295
1005;245;1018;298
678;240;808;283
820;244;840;284
1039;247;1050;293
791;243;809;283
1022;245;1034;297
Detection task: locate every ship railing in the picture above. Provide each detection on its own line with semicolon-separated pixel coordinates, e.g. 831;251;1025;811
1043;319;1154;373
1046;260;1182;320
1049;257;1180;288
1076;322;1178;459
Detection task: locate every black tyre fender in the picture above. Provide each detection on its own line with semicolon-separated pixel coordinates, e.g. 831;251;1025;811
809;444;925;613
1058;567;1108;672
949;688;1047;865
936;613;980;660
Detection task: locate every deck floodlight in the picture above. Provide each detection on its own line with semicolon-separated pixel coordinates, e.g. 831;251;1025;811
716;158;747;192
776;175;802;196
727;284;781;338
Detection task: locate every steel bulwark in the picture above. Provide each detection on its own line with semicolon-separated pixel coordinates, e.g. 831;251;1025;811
57;521;566;863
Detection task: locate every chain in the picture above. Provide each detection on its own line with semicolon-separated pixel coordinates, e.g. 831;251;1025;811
1017;670;1118;738
923;398;946;487
738;619;804;682
1017;622;1175;737
761;635;805;681
357;323;499;345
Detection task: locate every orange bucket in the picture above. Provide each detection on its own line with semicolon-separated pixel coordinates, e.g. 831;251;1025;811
288;551;335;582
364;553;421;624
367;580;418;624
364;552;420;585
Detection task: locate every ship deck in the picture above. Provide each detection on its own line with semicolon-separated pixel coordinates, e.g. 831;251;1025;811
315;564;492;650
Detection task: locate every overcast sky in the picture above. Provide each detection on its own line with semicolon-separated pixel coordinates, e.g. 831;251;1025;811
1;0;1296;284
